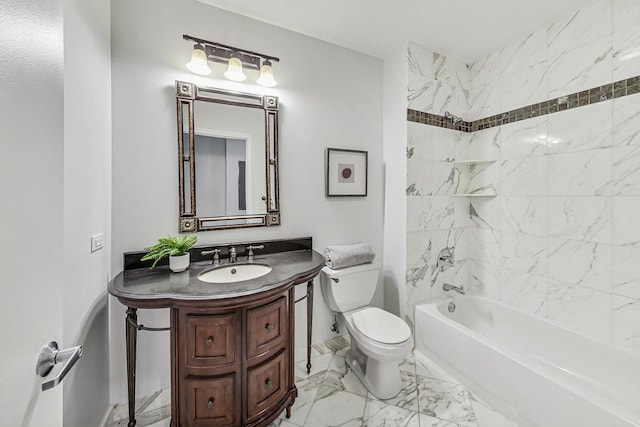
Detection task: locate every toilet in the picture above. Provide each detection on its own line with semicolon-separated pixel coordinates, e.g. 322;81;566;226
320;262;413;399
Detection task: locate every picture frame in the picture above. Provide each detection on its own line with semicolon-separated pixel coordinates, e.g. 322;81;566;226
325;148;368;197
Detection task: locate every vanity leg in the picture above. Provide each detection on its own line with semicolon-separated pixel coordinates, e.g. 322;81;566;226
125;307;138;427
306;280;313;374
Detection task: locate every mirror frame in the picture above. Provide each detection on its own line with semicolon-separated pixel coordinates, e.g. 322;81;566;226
175;81;280;232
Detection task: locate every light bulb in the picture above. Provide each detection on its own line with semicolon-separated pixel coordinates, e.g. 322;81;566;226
224;57;246;82
186;44;211;76
256;60;277;87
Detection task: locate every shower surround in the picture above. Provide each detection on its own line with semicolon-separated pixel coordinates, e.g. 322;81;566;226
405;0;640;353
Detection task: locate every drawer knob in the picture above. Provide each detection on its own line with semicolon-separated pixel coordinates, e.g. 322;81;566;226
206;398;215;409
265;323;275;331
265;378;273;387
205;336;214;346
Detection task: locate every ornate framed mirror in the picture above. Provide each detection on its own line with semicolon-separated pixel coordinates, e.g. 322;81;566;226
176;81;280;232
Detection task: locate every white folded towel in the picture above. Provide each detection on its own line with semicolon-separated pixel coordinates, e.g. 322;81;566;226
325;243;375;269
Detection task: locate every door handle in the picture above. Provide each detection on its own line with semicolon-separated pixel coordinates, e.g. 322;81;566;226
36;341;83;391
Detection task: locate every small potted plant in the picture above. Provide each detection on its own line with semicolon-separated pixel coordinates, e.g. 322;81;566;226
141;235;198;272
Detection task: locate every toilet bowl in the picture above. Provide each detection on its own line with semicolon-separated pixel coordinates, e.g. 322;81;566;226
343;307;413;399
320;264;413;399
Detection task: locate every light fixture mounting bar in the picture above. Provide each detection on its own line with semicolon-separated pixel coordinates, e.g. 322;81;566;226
183;34;279;71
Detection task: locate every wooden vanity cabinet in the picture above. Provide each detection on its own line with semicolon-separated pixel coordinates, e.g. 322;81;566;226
172;284;297;427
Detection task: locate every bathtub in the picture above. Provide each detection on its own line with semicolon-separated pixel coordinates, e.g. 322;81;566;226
414;295;640;427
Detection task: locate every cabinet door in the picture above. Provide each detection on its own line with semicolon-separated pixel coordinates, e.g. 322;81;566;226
246;350;288;421
185;374;239;427
246;296;287;359
185;313;237;368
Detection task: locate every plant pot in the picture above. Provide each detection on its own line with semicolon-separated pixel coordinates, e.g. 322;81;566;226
169;253;190;273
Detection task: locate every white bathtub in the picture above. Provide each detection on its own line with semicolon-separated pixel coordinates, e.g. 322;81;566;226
414;295;640;427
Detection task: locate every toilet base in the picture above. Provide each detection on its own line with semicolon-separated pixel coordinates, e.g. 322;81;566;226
345;340;402;400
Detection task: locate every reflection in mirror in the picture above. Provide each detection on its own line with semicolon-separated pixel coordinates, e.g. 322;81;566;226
192;102;266;218
176;81;280;232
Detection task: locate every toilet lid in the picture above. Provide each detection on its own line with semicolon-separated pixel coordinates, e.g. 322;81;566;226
352;307;411;344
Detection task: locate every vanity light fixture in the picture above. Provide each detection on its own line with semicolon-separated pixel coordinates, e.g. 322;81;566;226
183;34;279;87
224;56;247;82
185;43;212;76
256;59;277;87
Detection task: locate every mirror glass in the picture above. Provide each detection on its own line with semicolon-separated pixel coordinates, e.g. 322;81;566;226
176;81;280;232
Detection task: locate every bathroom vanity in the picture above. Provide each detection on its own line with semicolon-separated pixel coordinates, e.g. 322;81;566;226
109;238;324;427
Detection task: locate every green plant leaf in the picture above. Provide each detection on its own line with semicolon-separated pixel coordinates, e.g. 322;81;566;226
141;234;198;268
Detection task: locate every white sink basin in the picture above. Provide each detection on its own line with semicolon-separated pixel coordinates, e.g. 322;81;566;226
198;264;272;283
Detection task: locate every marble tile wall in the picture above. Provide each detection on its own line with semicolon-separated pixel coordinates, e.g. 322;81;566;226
405;43;470;329
464;0;640;350
407;0;640;353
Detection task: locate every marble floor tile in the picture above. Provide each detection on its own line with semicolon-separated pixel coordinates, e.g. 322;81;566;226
295;351;333;381
107;404;170;427
367;370;419;413
305;389;367;427
286;370;326;426
269;420;300;427
105;340;516;427
319;353;368;398
416;376;477;427
106;389;170;427
363;398;421;427
108;389;164;423
268;411;304;427
144;418;171;427
419;414;463;427
398;350;417;375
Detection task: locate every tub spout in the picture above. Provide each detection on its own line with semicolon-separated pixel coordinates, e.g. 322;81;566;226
443;283;465;295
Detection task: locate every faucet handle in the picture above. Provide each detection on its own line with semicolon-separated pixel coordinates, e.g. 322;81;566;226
201;248;221;265
246;245;264;261
436;248;454;272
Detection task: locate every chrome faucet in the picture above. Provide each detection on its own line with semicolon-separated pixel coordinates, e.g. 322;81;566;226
201;248;221;265
246;245;264;262
229;246;237;263
436;248;454;272
443;283;465;295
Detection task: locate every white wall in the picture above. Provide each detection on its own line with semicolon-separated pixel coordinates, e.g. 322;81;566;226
110;0;383;402
0;1;65;425
62;0;112;424
382;45;408;319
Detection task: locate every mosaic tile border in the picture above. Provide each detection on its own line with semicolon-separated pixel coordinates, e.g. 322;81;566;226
407;75;640;132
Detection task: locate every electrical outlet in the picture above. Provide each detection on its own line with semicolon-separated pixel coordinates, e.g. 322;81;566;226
91;233;104;253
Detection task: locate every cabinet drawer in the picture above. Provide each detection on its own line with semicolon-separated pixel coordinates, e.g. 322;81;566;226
186;374;238;427
246;297;287;359
185;313;237;367
246;350;288;421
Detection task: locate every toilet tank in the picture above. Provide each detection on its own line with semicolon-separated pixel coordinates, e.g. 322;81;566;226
320;263;380;313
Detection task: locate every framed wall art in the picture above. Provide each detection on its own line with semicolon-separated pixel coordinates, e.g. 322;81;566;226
325;148;368;197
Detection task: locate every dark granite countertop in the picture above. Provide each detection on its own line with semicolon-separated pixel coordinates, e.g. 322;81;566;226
109;249;325;303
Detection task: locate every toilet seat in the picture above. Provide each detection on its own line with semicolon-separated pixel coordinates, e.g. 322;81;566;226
351;307;411;344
